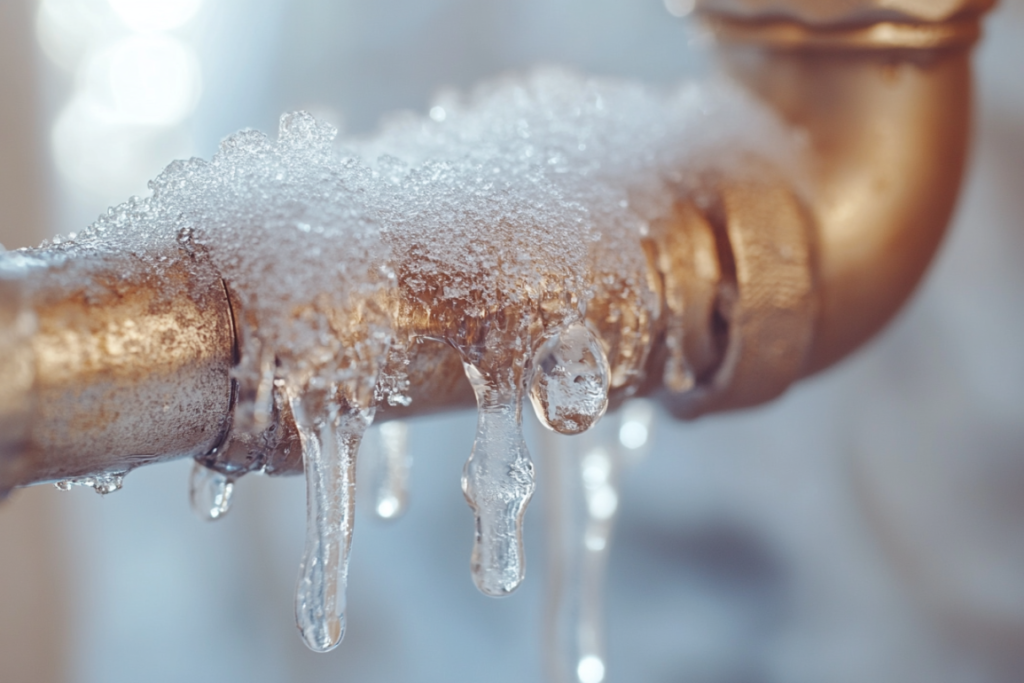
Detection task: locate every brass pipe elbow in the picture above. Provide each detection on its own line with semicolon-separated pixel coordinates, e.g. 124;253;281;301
698;0;989;372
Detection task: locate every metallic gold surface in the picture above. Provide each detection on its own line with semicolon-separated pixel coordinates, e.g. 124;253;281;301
664;170;817;418
712;42;973;373
649;201;722;391
706;15;982;49
0;244;234;490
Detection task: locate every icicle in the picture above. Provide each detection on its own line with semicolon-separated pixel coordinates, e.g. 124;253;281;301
529;322;610;435
371;420;411;520
462;360;536;597
189;462;234;521
54;471;127;495
289;386;373;652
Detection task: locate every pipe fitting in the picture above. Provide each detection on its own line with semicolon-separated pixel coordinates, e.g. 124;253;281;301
662;167;817;418
700;0;980;373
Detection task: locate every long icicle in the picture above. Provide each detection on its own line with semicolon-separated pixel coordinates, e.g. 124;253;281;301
290;387;373;652
461;360;536;597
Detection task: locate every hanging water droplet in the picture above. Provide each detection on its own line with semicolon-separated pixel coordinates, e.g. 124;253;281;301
289;386;372;653
371;420;410;520
529;322;610;435
462;361;535;597
188;462;234;521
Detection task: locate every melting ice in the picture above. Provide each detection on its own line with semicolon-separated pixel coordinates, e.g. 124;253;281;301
52;67;800;658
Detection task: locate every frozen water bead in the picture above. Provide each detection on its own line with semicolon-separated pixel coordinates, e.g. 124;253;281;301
530;322;610;435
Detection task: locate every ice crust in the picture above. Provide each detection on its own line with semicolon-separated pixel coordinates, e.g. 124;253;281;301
59;67;799;415
43;67;801;651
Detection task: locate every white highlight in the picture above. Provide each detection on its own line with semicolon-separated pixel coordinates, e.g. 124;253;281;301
577;655;606;683
40;0;204;202
36;0;115;71
108;0;203;32
582;449;612;487
85;35;201;125
618;420;648;450
376;495;400;519
587;486;618;521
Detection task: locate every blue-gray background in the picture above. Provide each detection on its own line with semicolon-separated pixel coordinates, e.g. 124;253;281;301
1;1;1023;681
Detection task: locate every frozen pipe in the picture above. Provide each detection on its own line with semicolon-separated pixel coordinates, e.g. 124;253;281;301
0;0;994;491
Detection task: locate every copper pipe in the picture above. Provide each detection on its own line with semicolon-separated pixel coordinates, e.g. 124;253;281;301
0;243;234;489
0;1;995;490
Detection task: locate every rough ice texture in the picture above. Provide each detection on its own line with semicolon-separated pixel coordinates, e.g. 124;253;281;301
47;67;801;407
355;67;803;385
70;112;393;408
358;67;802;224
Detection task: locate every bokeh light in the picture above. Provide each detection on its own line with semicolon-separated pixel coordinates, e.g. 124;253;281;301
39;0;204;205
82;35;201;125
107;0;203;33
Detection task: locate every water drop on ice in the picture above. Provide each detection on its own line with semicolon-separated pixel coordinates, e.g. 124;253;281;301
462;361;536;597
529;322;610;435
189;462;234;521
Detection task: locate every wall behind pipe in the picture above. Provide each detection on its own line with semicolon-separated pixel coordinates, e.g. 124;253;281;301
0;0;1023;682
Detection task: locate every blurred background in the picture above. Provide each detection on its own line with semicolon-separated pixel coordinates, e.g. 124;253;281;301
1;0;1023;681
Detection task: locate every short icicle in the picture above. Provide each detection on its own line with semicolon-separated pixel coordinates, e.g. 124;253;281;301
189;462;234;521
461;360;536;597
289;386;373;652
370;420;411;520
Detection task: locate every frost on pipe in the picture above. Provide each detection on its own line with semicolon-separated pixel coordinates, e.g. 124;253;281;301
35;68;800;652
